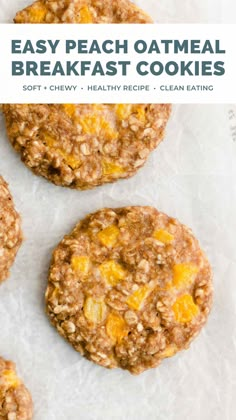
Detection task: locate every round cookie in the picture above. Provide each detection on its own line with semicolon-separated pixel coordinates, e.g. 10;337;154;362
0;177;22;284
46;206;213;374
2;0;171;190
0;357;33;420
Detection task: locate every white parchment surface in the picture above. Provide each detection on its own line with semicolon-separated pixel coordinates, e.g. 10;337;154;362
0;1;236;420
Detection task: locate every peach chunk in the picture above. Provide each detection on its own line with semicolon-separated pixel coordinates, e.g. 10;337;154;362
77;6;93;23
115;104;132;119
63;104;76;118
172;294;199;323
106;313;128;343
84;297;107;323
153;229;174;244
2;370;20;388
172;263;199;289
99;260;126;286
102;161;125;176
97;225;120;247
27;3;47;23
126;285;150;311
71;256;90;275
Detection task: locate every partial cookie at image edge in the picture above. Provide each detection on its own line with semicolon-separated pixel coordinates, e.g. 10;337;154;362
0;356;33;420
0;176;23;284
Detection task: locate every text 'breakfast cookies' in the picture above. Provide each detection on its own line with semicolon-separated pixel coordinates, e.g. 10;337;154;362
2;0;171;190
46;206;213;374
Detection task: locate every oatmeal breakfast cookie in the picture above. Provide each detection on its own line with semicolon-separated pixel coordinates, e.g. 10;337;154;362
46;206;213;374
2;0;171;190
0;357;33;420
0;177;22;284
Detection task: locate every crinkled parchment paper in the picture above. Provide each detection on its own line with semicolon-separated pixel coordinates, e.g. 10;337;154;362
0;1;236;419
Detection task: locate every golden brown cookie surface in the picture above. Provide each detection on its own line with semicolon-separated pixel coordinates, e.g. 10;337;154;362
14;0;153;23
46;206;213;374
0;357;33;420
2;0;171;190
3;104;171;189
0;177;22;284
